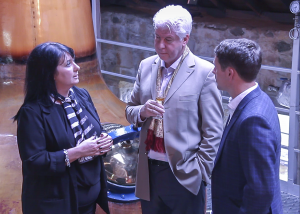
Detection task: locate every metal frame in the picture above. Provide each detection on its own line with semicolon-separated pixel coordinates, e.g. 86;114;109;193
287;12;300;197
91;0;101;65
97;39;297;74
91;0;300;197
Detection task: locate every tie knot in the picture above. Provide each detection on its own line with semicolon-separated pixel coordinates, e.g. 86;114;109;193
56;94;76;105
65;97;72;103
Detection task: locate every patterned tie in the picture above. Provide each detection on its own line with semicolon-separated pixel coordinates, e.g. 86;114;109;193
144;46;190;153
56;88;95;163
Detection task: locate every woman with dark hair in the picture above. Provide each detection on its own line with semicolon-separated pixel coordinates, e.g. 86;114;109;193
14;42;112;214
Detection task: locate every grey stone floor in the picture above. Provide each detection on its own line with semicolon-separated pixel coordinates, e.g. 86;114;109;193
206;185;300;214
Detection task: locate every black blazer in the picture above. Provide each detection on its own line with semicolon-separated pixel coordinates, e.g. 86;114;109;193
16;86;109;214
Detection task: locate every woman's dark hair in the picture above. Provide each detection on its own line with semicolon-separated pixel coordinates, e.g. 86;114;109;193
214;38;262;82
13;42;75;121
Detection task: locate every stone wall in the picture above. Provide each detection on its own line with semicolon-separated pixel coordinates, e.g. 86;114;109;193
100;7;294;105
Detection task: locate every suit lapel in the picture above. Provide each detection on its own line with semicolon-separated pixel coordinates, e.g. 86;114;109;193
214;87;262;164
151;57;160;100
40;104;72;150
82;103;101;128
214;108;242;164
72;88;101;128
164;53;195;105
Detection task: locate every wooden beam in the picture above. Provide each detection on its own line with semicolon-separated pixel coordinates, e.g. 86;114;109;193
126;3;204;17
189;5;293;24
264;11;294;24
131;0;141;4
279;0;292;9
154;0;167;7
207;0;226;13
188;5;225;18
127;0;161;10
122;1;293;24
187;0;198;5
126;3;161;15
243;0;263;15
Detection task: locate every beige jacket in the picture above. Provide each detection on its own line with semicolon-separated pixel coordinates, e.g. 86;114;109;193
125;52;223;200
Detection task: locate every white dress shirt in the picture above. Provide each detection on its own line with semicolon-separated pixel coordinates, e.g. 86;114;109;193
227;82;258;121
138;56;182;162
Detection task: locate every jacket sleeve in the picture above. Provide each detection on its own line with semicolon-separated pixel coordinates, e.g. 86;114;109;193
17;105;66;176
125;61;145;127
238;116;278;213
197;68;224;184
83;88;102;122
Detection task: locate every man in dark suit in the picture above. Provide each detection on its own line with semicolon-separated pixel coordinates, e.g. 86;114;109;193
211;38;283;214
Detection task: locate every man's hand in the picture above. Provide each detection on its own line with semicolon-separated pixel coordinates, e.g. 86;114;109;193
140;99;165;120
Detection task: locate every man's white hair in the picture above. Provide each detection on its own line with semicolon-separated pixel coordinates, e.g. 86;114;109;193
153;5;192;40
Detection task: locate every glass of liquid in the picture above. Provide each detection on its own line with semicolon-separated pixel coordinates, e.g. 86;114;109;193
153;89;165;120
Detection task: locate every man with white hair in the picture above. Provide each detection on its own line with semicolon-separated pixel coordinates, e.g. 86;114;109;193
126;5;223;214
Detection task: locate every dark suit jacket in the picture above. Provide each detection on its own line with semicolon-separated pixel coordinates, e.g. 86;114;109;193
212;87;283;214
16;86;109;214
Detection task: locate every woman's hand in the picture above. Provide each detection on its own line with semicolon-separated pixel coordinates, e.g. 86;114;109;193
77;135;102;157
67;134;113;164
97;133;113;155
68;136;100;163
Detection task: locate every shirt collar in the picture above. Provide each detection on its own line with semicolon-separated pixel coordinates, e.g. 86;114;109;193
228;82;258;113
160;56;182;71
